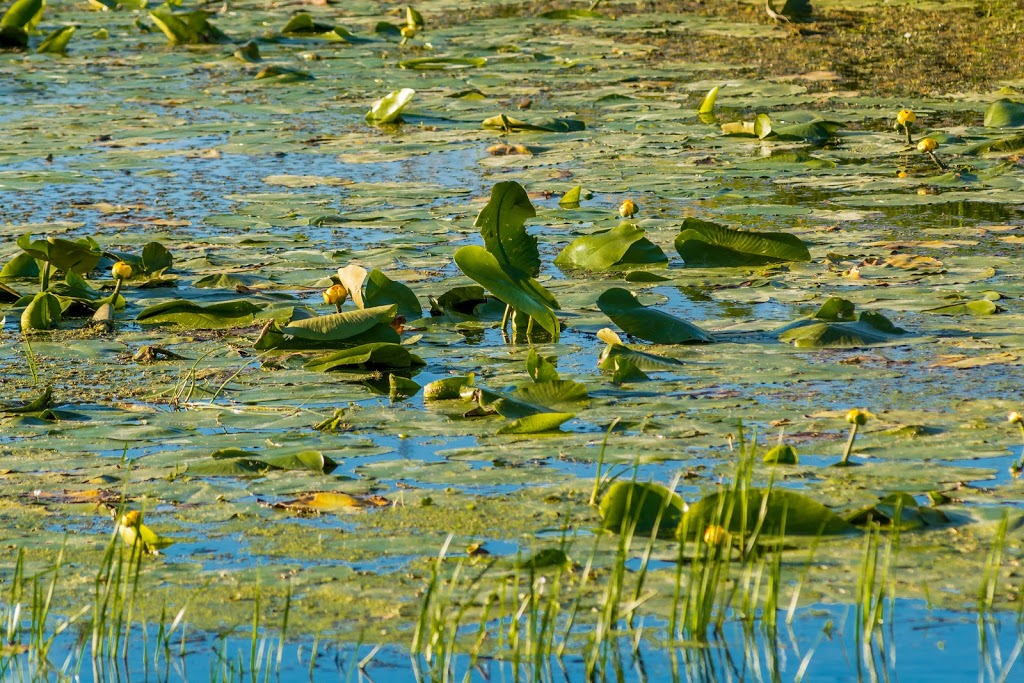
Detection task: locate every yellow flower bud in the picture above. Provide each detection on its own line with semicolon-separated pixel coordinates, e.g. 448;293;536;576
896;109;916;126
323;283;348;306
846;409;868;426
703;524;727;546
1008;411;1022;425
917;138;938;153
618;198;638;219
120;509;142;528
400;25;417;39
112;261;132;280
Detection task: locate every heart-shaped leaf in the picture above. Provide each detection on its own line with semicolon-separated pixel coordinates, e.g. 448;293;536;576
597;288;712;344
599;482;686;537
366;88;415;124
453;245;559;340
675;218;811;267
21;292;62;331
36;25;75;54
136;299;266;329
984;99;1024;128
304;343;425;372
475;181;540;277
496;412;575;435
555;223;667;272
679;488;856;539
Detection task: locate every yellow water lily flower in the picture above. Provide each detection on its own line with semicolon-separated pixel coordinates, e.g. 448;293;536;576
703;524;728;546
896;109;916;126
323;283;348;306
618;198;638;219
917;137;938;153
846;408;868;426
112;261;132;280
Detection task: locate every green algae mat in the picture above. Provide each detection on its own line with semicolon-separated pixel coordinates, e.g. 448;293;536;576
2;0;1024;679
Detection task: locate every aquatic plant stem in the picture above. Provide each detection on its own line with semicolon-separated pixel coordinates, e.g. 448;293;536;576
590;417;620;506
841;423;859;465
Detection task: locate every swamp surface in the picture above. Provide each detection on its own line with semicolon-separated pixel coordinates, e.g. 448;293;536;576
2;0;1024;680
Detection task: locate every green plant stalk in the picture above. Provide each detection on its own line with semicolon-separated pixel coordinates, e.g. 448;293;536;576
841;423;859;465
927;150;947;170
589;417;619;506
902;123;913;146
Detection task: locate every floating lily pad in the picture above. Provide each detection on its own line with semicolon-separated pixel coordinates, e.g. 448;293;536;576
599;481;685;538
597;288;712;344
554;223;667;272
304;343;425;372
675;218;810;267
679;488;856;539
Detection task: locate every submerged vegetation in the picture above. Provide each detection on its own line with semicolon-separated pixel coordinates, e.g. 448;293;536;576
2;0;1024;679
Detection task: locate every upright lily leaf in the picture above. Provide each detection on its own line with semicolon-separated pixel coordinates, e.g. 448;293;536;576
475;181;540;277
17;234;103;274
526;349;559;383
984;99;1024;128
36;25;74;54
698;86;719;115
0;385;53;413
679;488;856;539
136;299;266;329
554;223;667;272
423;375;474;401
559;185;583;207
675;218;811;267
337;264;368;309
0;0;42;29
366;88;415;124
453;245;559;340
597;288;712;344
21;292;62;331
364;270;421;320
599;482;686;538
282;13;334;35
149;9;230;45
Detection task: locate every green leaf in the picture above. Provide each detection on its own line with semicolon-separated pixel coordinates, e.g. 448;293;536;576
233;40;261;62
364;270;421;320
526;348;559;383
280;305;397;342
482;114;585;132
514;380;588;408
475;181;540;277
261;450;338;473
469;387;545;419
405;6;424;28
698;85;719;115
675;218;811;267
304;343;425;372
188;456;282;477
398;56;486;70
780;0;813;19
610;358;649;383
558;185;582;207
679;488;856;539
0;252;40;280
366;88;415;124
754;113;773;139
141;242;173;274
0;385;53;413
453;245;559;340
599;482;685;538
1;0;42;29
597;287;712;344
762;444;798;465
21;292;62;331
36;25;74;54
773;120;842;143
496;412;575;435
281;13;335;35
777;300;907;348
255;65;314;83
17;234;103;274
984;99;1024;128
845;493;948;530
597;329;686;372
136;299;266;329
388;373;421;401
554;223;667;271
538;9;610;19
923;299;1000;316
423;375;474;401
148;9;230;45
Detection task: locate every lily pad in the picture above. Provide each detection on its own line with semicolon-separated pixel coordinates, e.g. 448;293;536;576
482;114;585;133
777;298;907;348
983;99;1024;128
495;412;575;435
597;288;712;344
679;488;856;539
304;343;425;372
554;223;668;272
675;218;811;267
136;299;267;329
597;328;686;372
366;88;415;124
599;481;685;538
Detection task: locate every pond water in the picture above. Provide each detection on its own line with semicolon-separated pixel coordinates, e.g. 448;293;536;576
1;0;1023;680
